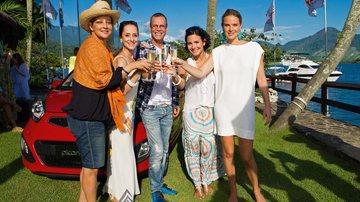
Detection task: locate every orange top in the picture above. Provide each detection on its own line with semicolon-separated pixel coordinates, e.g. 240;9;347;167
74;34;126;131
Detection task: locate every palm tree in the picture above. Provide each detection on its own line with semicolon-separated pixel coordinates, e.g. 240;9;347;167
0;0;29;48
0;0;29;105
206;0;217;50
271;0;360;130
26;0;33;68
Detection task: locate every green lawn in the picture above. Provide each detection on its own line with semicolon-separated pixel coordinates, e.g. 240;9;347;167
1;113;360;201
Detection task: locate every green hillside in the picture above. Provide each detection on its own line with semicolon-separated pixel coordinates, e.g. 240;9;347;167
282;27;360;63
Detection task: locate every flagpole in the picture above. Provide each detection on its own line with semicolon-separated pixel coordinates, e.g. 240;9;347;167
42;0;47;46
58;0;64;70
324;0;328;56
76;0;80;46
273;0;276;63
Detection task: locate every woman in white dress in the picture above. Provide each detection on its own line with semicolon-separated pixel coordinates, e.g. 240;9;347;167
172;9;271;202
103;20;148;202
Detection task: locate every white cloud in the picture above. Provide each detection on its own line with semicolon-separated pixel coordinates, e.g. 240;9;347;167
139;32;150;39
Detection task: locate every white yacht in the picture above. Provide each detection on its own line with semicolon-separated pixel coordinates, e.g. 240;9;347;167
274;56;342;82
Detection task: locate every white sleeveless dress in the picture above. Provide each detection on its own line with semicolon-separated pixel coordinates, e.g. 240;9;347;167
103;55;140;201
212;42;264;139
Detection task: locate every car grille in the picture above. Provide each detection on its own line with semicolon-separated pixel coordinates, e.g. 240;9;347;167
35;141;81;168
48;117;68;127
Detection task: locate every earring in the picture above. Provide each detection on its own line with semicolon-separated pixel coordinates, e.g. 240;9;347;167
221;32;227;43
238;32;243;40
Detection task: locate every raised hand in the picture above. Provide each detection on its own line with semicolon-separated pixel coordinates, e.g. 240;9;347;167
171;57;186;67
162;63;176;76
133;59;152;72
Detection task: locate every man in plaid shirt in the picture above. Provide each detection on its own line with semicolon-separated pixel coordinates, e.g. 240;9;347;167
135;12;180;202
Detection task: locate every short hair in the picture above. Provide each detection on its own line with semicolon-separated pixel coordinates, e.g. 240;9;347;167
12;53;24;64
150;12;167;27
119;20;139;36
185;26;211;51
74;47;79;55
221;9;242;26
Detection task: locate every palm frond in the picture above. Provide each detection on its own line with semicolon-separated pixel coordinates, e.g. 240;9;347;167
0;0;29;28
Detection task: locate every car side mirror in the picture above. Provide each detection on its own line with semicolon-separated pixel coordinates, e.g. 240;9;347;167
51;80;62;89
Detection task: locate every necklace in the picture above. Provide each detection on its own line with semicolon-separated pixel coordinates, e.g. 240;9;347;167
195;53;208;67
118;51;134;65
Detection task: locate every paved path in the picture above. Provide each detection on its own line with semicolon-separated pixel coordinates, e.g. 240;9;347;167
256;101;360;166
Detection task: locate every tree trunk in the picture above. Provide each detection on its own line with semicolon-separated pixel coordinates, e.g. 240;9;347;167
271;0;360;130
206;0;217;50
0;55;16;104
26;0;32;69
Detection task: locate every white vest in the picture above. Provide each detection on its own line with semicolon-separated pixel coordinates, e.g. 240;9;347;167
183;57;215;112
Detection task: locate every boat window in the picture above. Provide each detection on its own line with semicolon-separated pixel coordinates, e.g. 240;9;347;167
311;65;320;69
298;65;310;68
288;68;299;71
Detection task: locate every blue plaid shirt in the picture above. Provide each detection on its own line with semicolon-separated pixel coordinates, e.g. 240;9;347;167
135;39;179;112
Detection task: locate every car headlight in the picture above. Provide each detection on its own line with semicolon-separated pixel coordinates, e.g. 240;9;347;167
31;100;44;122
135;141;150;163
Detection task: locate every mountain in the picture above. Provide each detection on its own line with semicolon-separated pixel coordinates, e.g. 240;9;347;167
48;25;89;47
282;27;360;62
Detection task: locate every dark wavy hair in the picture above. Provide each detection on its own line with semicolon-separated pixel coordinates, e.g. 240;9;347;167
221;9;242;27
184;26;211;51
12;53;25;65
118;20;139;37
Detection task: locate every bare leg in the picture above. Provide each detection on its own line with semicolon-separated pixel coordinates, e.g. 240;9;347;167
79;167;98;202
237;137;265;202
3;103;17;128
221;136;238;202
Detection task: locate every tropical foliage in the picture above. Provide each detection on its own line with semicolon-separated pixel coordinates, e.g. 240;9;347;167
0;0;29;49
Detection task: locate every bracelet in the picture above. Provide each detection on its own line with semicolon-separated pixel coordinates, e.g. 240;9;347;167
172;75;182;86
127;77;139;87
122;68;130;75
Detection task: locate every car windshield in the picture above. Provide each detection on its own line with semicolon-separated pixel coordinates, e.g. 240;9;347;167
58;72;74;90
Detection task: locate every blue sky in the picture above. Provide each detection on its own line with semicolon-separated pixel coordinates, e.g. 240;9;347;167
46;0;358;45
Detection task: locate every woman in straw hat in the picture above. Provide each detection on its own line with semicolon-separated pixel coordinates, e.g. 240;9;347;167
63;1;150;202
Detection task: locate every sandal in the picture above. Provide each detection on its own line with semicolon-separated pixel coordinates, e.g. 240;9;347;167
194;186;204;200
11;126;23;133
203;184;214;196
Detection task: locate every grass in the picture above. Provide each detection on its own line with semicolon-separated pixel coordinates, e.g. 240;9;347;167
1;113;360;201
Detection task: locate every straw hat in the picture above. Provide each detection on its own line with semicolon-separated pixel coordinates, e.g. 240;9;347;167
80;1;120;33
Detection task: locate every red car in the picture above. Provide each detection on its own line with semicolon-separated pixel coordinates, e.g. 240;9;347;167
21;72;182;178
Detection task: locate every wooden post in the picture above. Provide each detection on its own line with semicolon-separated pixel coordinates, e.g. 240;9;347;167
291;75;297;100
321;84;328;115
271;76;275;89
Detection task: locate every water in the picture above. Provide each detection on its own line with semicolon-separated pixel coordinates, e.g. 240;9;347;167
272;63;360;127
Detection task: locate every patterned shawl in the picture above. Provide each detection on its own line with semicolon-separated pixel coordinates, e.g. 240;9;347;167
74;34;126;131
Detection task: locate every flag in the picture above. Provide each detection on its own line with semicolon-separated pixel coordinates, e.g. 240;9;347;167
58;0;64;27
40;0;57;20
264;0;275;32
305;0;324;17
116;0;132;14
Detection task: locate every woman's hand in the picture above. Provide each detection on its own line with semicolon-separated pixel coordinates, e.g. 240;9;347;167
140;41;150;49
171;57;186;66
162;63;177;76
132;59;152;72
263;105;272;125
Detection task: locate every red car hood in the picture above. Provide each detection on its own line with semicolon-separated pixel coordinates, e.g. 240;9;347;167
45;89;73;113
